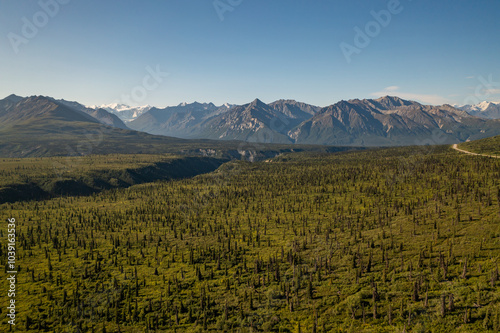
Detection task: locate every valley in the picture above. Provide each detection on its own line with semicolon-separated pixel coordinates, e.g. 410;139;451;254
0;137;499;332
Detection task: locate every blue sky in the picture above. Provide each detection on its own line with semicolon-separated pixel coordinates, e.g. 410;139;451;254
1;0;499;107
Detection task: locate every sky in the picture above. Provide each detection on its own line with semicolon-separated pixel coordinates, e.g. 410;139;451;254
0;0;499;108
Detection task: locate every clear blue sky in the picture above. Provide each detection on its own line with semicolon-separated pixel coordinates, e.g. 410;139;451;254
1;0;499;107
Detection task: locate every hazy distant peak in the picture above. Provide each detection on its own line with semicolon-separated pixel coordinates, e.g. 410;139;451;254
249;98;266;107
220;103;235;109
273;99;298;104
4;94;23;103
375;95;415;107
177;101;217;110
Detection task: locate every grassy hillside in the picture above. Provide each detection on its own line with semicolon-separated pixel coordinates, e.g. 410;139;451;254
460;135;500;156
1;145;499;332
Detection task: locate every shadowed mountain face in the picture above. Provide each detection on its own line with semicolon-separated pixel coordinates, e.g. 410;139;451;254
0;95;190;157
0;95;129;130
0;95;102;128
53;98;129;129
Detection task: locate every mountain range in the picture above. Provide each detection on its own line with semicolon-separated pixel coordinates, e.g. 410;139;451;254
288;97;500;146
2;94;500;156
127;96;500;146
0;94;329;159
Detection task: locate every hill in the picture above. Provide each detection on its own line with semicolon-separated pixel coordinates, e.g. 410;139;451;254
459;135;500;156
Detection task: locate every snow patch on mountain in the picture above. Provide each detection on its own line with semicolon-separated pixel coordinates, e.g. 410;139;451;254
458;101;500;119
88;104;152;122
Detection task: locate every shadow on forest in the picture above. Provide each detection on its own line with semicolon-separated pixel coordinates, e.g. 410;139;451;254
0;156;229;204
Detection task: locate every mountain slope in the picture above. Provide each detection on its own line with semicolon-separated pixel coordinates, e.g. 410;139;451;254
0;95;198;157
129;99;320;142
0;95;101;129
128;102;233;138
196;99;294;143
290;96;500;146
54;98;129;129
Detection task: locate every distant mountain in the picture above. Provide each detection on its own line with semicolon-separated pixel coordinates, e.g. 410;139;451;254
91;103;152;122
196;98;293;143
54;99;129;129
0;95;184;157
268;99;321;129
0;94;24;116
130;99;320;142
128;102;235;138
289;96;500;146
2;94;23;104
0;95;101;130
459;101;500;119
129;96;500;145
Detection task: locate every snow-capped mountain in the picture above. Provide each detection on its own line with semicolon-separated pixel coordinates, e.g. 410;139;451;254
459;101;500;119
89;103;153;122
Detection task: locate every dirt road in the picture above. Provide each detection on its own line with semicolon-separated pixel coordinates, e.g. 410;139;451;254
452;144;500;159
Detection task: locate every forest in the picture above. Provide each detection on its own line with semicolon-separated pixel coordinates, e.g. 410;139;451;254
1;141;500;332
